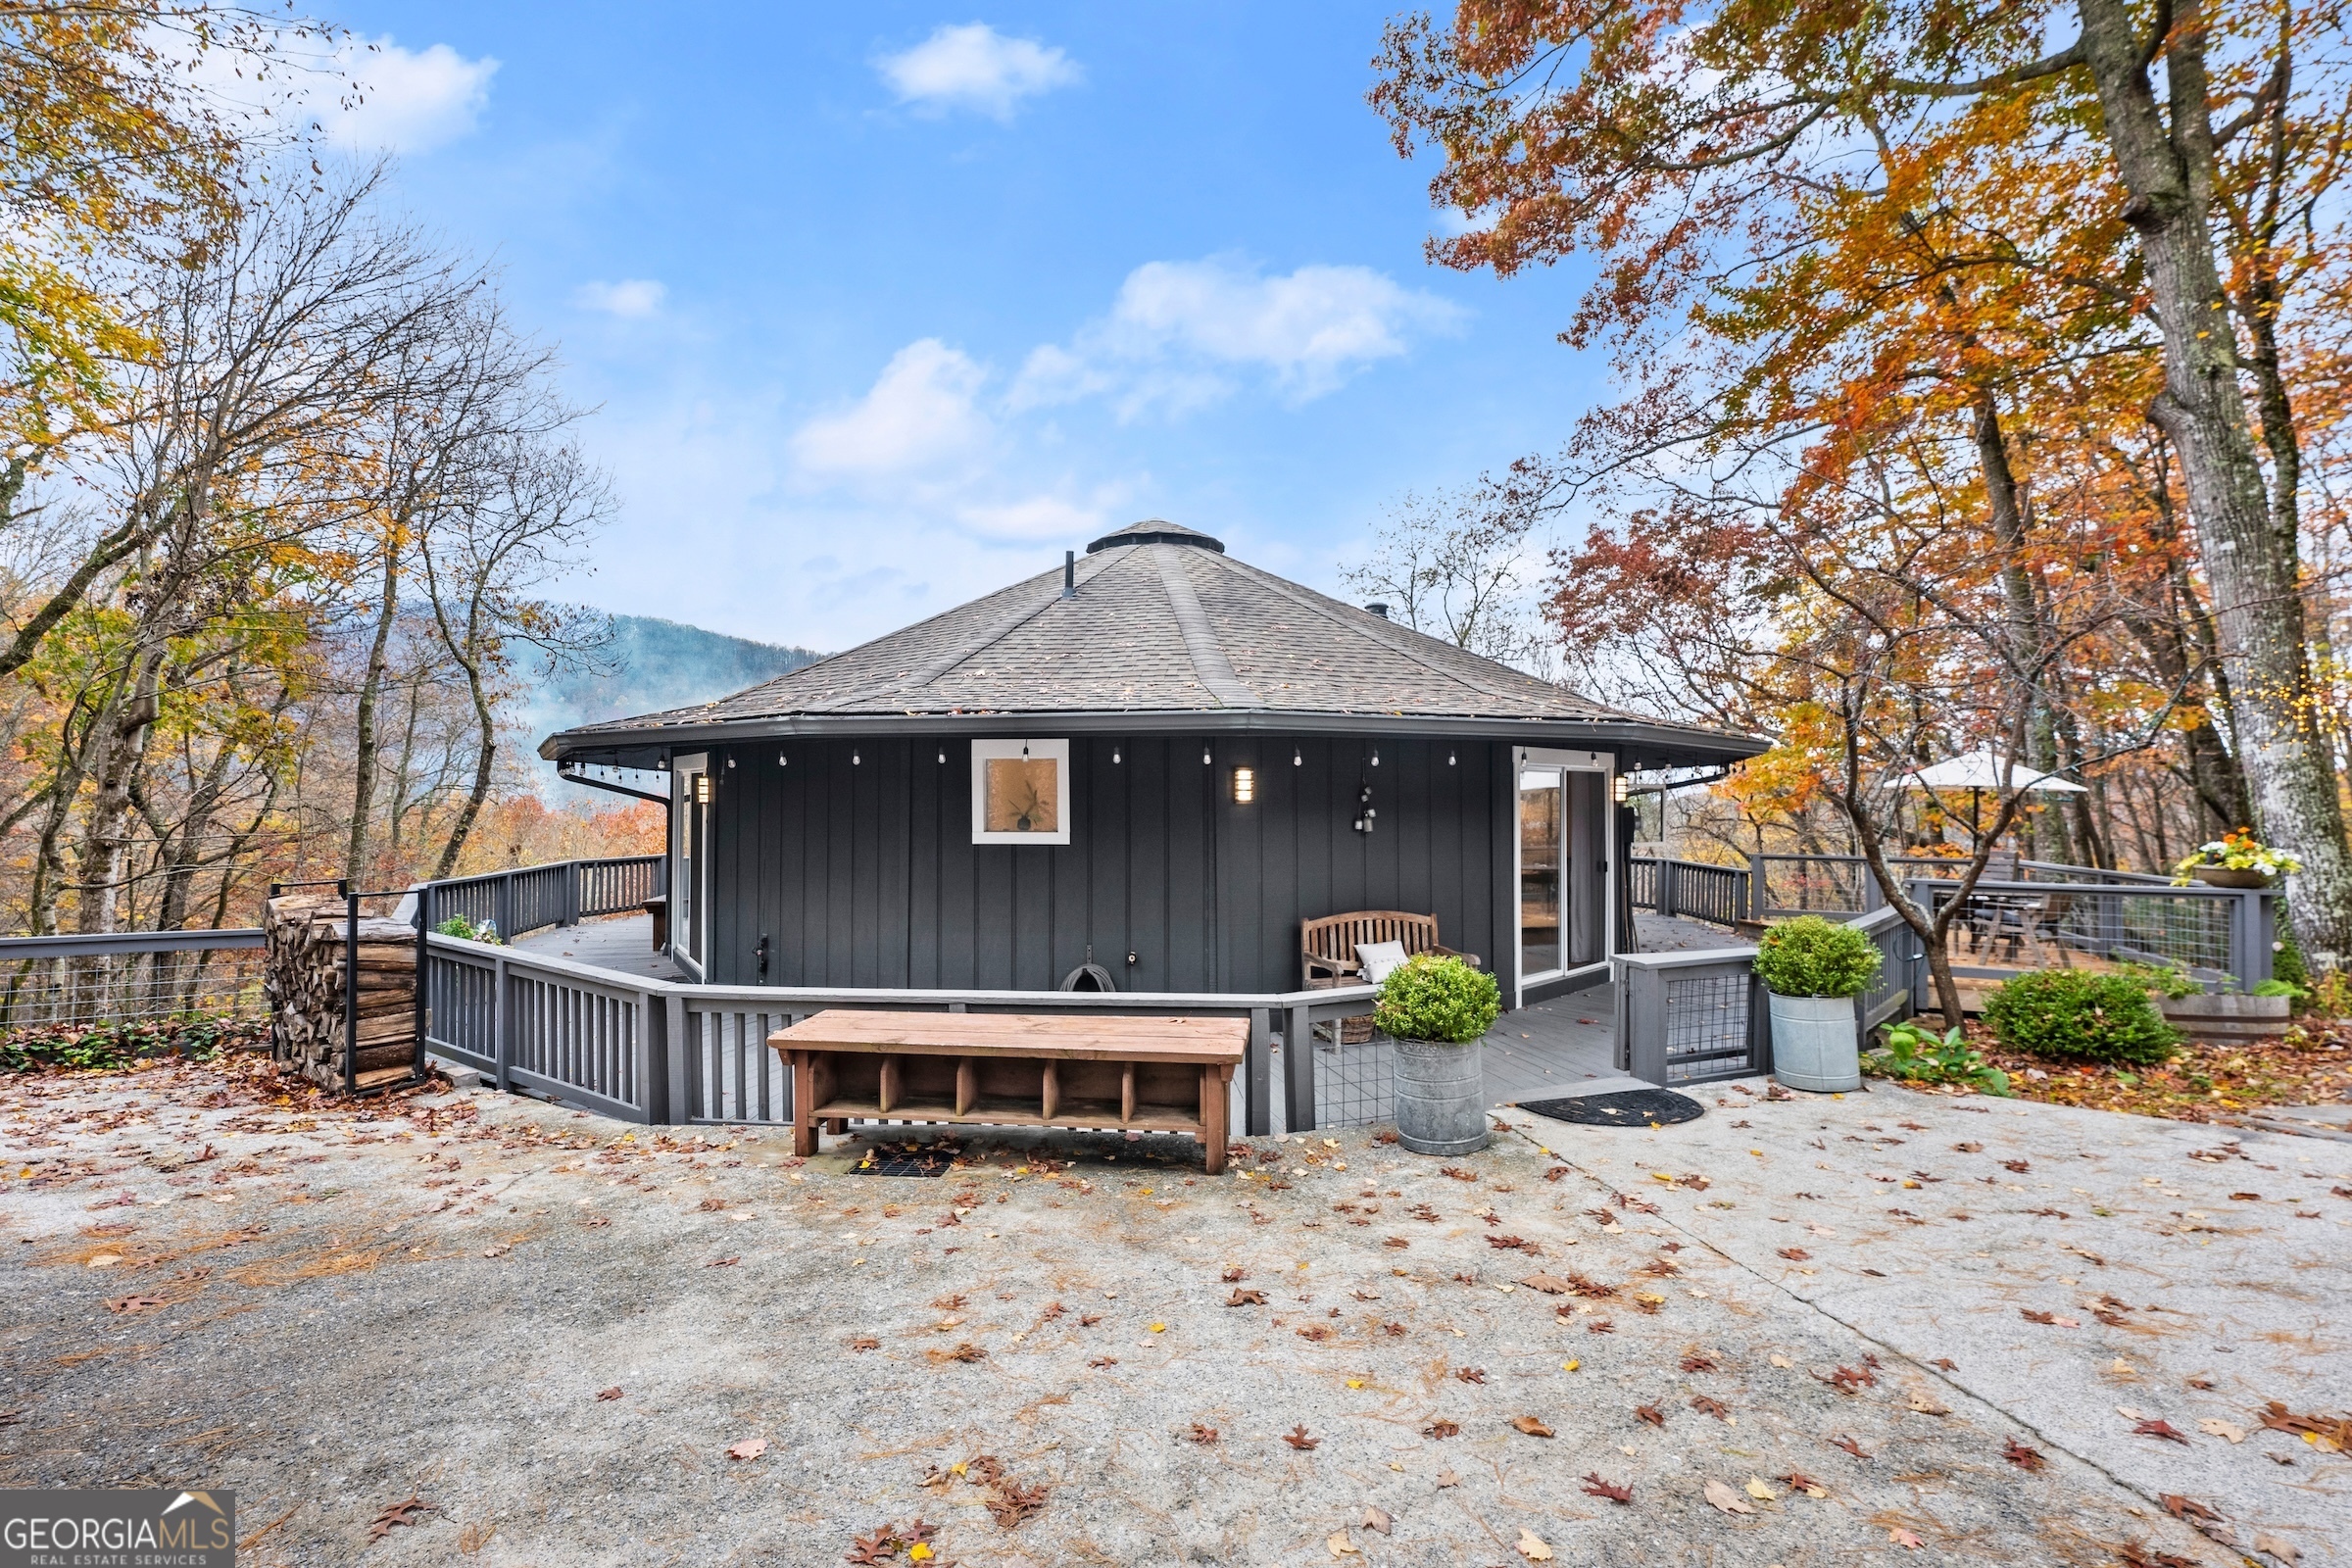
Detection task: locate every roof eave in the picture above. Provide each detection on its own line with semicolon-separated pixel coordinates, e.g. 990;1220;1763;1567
540;707;1768;770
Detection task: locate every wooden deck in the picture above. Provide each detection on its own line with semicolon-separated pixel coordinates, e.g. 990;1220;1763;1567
510;912;683;980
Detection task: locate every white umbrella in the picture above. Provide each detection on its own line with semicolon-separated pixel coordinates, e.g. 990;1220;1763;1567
1904;749;2086;794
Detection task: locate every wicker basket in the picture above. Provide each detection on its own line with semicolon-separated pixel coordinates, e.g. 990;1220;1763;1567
1306;975;1379;1045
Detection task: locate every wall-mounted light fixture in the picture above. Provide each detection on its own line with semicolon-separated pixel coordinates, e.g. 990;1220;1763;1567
694;774;711;805
1613;773;1631;804
1232;766;1255;804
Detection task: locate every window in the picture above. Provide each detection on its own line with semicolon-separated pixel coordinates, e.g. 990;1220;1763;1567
971;739;1071;845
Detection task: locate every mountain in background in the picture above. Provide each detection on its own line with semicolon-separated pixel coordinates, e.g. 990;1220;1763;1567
519;611;823;804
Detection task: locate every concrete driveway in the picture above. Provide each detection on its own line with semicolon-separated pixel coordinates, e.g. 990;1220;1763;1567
0;1055;2341;1566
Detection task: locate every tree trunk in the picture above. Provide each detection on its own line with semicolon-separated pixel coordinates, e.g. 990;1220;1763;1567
345;544;402;881
2076;0;2352;961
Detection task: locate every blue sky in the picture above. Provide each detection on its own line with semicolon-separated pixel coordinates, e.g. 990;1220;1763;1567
318;3;1606;652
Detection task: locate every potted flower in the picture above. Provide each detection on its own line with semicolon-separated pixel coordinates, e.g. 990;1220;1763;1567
1376;954;1501;1155
2173;828;2300;888
1752;915;1883;1093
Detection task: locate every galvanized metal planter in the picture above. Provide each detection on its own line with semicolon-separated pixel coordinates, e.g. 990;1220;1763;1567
1392;1036;1489;1155
1766;993;1862;1093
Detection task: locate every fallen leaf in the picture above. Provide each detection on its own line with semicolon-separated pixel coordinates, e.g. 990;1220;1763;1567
726;1438;767;1461
850;1337;880;1352
1520;1272;1573;1295
2001;1438;2045;1471
1226;1288;1268;1306
2132;1417;2191;1445
1516;1526;1553;1561
2251;1532;2300;1564
1830;1436;1870;1459
1636;1402;1665;1428
102;1296;163;1314
1690;1395;1731;1421
1436;1469;1459;1488
2161;1494;2222;1524
2197;1418;2245;1444
1284;1425;1319;1451
1423;1418;1459;1438
1743;1476;1778;1500
368;1496;436;1541
1510;1415;1555;1439
1905;1389;1950;1416
595;1387;621;1401
1702;1478;1754;1515
1777;1247;1811;1261
1361;1505;1393;1536
1327;1531;1360;1557
1187;1423;1218;1445
704;1255;740;1268
1582;1472;1632;1503
1888;1527;1925;1549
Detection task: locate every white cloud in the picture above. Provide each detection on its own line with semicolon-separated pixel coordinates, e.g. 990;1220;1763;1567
789;338;993;479
573;279;667;318
321;37;499;154
1011;256;1465;414
876;24;1080;120
956;492;1115;542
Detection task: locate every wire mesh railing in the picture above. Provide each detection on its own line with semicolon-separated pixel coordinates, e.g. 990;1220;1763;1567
0;932;269;1031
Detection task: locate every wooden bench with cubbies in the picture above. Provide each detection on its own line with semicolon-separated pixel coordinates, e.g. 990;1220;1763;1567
766;1010;1246;1173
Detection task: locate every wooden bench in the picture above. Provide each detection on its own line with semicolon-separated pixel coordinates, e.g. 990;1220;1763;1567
1301;909;1480;986
766;1011;1245;1173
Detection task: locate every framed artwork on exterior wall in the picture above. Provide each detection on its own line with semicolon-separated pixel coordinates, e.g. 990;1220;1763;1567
971;739;1071;845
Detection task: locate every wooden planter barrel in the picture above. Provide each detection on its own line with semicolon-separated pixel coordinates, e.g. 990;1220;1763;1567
2159;992;2290;1043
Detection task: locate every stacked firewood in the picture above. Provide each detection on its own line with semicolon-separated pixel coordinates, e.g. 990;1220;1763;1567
264;895;420;1091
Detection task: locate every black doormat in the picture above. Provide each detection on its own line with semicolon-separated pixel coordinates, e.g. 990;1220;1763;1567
847;1139;963;1177
1515;1089;1705;1127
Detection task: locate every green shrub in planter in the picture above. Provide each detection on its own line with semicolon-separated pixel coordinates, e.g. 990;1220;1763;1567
1982;969;2179;1065
1752;915;1882;999
1373;955;1500;1044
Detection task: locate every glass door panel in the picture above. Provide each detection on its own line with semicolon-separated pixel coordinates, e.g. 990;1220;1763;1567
1519;770;1563;978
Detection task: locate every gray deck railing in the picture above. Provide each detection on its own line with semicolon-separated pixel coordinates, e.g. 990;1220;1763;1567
419;933;1378;1137
1629;857;1753;928
418;855;663;944
1613;905;1924;1087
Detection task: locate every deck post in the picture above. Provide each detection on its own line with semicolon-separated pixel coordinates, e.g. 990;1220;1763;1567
1622;960;1667;1085
636;987;665;1124
664;993;690;1124
491;952;512;1094
1747;854;1766;922
1275;1004;1315;1133
1658;858;1680;923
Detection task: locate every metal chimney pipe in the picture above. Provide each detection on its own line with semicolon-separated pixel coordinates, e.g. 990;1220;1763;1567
1063;550;1076;599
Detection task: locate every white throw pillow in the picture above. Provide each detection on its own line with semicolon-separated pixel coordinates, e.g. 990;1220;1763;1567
1354;940;1409;983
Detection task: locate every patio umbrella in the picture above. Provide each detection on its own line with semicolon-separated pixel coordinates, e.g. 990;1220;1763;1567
1904;749;2087;794
1902;749;2086;853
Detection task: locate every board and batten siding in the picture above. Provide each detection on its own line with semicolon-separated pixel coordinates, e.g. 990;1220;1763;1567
691;735;1505;996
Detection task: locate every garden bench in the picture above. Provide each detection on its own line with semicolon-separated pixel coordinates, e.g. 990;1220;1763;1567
766;1010;1245;1173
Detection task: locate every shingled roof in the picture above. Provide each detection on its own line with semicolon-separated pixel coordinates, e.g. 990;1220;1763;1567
542;520;1763;769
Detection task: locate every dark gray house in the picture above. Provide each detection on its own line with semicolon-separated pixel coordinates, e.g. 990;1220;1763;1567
542;520;1762;1007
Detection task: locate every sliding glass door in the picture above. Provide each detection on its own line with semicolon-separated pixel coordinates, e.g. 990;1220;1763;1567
1517;752;1612;995
1519;771;1563;978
